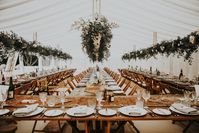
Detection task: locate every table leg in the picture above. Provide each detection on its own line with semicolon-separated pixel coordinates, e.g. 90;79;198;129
85;121;89;133
106;121;111;133
115;121;126;133
96;120;101;133
68;121;81;133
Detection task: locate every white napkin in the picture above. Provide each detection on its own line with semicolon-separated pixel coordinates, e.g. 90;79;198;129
171;103;198;114
13;104;38;115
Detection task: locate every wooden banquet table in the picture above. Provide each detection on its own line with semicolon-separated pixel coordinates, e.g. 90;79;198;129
1;94;199;133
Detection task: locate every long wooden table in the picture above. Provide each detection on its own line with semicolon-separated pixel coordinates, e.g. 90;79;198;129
120;69;195;94
1;94;199;133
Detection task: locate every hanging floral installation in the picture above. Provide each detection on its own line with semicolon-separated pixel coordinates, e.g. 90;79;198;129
72;16;118;62
122;31;199;64
0;31;72;64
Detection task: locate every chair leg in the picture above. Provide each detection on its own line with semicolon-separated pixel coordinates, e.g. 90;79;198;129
183;120;195;133
31;120;37;133
128;121;140;133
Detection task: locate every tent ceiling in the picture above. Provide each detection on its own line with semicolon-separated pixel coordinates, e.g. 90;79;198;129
0;0;199;63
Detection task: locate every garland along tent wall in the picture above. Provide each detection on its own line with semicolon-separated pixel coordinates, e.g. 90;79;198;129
0;0;199;78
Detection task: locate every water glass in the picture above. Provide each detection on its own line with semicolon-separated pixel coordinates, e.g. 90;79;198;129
39;92;47;107
142;90;150;102
96;91;103;108
47;96;56;107
136;99;144;108
136;90;142;100
87;99;96;109
0;88;8;109
184;91;191;102
58;91;66;109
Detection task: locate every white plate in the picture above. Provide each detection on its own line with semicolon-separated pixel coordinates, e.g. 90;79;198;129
66;106;94;117
106;87;121;91
13;107;43;117
107;82;117;86
119;105;147;116
44;109;64;117
113;90;124;94
152;108;171;116
98;109;117;116
0;109;10;116
21;100;36;104
169;106;199;115
105;80;115;82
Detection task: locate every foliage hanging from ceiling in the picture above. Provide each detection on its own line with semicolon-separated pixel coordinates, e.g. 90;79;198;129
122;31;199;64
0;31;72;64
72;16;118;62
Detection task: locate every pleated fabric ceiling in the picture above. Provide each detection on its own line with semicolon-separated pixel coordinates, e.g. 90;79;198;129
0;0;199;69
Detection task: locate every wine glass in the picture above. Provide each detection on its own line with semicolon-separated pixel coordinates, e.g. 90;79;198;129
87;99;96;109
142;90;150;103
136;90;142;100
96;91;103;109
0;88;8;109
39;92;47;107
58;91;66;109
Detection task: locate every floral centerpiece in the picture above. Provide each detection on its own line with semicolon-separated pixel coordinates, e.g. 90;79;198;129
72;16;118;62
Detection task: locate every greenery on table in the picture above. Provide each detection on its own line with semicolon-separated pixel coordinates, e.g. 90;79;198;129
122;31;199;64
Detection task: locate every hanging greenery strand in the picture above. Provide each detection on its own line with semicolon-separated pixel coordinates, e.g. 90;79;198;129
122;31;199;64
0;31;72;64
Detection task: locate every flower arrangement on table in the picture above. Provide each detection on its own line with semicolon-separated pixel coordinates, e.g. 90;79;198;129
72;16;118;62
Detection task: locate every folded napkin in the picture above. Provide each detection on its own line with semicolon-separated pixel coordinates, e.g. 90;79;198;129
13;104;38;115
171;103;198;114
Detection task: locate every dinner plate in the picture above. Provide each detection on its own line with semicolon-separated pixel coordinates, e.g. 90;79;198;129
119;105;147;116
106;87;121;91
76;83;86;87
113;90;124;94
98;109;117;116
0;109;10;116
13;107;43;117
169;106;199;115
44;109;64;117
66;106;94;117
21;99;36;104
107;82;117;86
105;80;115;82
152;108;171;116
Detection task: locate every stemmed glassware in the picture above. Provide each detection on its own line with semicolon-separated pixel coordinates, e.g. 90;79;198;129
136;90;142;100
96;91;103;109
87;99;96;109
142;90;150;103
58;91;66;109
39;92;47;107
0;89;8;109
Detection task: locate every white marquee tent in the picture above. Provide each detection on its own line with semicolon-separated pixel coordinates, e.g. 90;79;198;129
0;0;199;78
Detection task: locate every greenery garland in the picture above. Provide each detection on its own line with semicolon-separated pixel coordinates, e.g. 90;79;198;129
122;31;199;64
0;31;72;64
72;16;118;62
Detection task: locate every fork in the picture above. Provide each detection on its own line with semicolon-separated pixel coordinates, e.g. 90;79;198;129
144;107;155;117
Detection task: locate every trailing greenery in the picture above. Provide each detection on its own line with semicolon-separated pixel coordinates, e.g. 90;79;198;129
72;16;118;62
0;31;72;64
122;31;199;64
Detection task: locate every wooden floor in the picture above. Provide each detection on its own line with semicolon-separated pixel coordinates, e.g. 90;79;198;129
15;120;199;133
